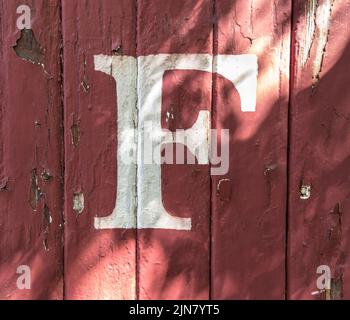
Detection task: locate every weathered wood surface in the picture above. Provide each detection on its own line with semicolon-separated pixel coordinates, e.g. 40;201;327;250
289;0;350;300
0;0;63;300
62;0;137;300
212;0;291;299
0;0;349;300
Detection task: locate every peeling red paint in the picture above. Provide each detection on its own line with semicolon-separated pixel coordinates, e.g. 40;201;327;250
0;0;349;301
211;0;290;300
0;0;64;300
289;0;350;300
62;0;137;300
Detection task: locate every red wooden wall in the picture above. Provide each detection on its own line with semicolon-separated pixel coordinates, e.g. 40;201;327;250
289;0;350;300
0;0;349;300
0;0;63;299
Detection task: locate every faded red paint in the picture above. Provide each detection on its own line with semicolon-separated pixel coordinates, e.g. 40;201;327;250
288;0;350;300
62;0;136;300
0;0;63;300
137;0;212;300
1;0;350;301
212;0;291;299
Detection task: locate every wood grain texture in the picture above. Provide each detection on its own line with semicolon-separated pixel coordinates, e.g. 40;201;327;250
62;0;137;300
136;0;212;300
288;0;350;300
211;0;291;299
0;0;63;300
3;0;350;301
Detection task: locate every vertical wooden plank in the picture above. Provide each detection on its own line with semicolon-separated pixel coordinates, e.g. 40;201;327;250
0;0;63;299
212;0;291;299
137;0;213;300
62;0;137;300
289;0;350;299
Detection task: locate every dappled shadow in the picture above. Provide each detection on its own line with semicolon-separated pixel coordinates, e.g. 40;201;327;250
1;0;350;301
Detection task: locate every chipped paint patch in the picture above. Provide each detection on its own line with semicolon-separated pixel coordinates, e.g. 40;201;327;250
300;0;335;85
300;0;317;67
13;29;44;66
42;203;52;252
81;80;90;93
112;45;123;56
313;0;335;84
29;169;41;211
0;176;9;191
300;185;311;200
73;192;84;215
41;170;53;182
264;164;277;176
43;203;53;225
70;118;80;147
